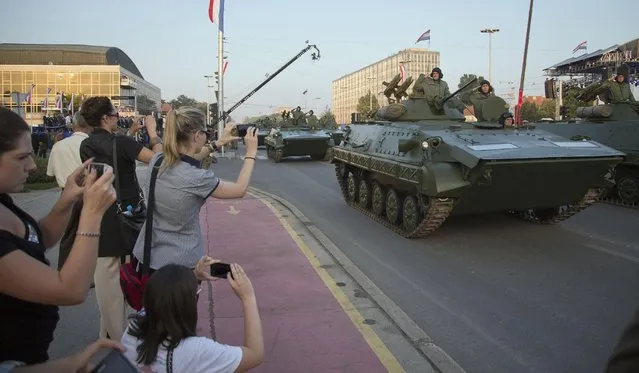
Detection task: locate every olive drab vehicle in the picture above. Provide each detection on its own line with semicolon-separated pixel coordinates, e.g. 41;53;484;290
331;73;625;238
264;107;334;162
534;78;639;206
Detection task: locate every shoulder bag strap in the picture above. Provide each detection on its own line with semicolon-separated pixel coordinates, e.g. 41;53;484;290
166;346;174;373
141;155;164;275
111;137;124;210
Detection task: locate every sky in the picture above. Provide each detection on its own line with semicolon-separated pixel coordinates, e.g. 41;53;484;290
2;0;638;121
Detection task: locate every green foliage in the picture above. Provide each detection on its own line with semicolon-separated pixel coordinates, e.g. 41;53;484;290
26;157;55;184
137;95;158;115
458;73;485;91
520;101;539;122
562;87;588;118
538;99;557;118
319;110;337;127
169;94;200;109
357;92;380;118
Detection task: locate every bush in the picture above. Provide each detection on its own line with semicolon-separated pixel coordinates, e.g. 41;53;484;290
27;157;56;184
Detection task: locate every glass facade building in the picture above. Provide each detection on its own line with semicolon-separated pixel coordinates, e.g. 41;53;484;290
331;48;440;124
0;44;161;124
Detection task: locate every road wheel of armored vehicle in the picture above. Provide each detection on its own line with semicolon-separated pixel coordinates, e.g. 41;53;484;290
616;173;639;204
346;173;359;202
358;179;371;208
402;196;422;232
273;149;283;163
385;188;402;225
371;182;386;216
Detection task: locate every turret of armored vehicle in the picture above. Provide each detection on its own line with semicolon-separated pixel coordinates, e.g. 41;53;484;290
264;108;333;162
534;78;638;206
331;74;625;238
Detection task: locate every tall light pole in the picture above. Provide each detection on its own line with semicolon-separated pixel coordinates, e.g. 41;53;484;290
480;28;500;82
204;75;214;127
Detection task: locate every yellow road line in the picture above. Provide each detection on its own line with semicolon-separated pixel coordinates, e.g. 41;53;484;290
249;192;406;373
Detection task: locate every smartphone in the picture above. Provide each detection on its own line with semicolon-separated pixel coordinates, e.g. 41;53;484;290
90;349;138;373
89;162;108;178
210;262;233;279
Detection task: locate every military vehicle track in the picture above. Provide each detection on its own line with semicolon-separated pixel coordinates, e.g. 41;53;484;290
602;196;639;209
334;162;456;238
514;188;605;224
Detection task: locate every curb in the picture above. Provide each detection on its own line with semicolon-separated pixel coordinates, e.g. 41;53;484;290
248;187;466;373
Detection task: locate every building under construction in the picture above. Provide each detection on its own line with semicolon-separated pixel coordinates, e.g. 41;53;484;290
331;48;440;124
543;38;639;93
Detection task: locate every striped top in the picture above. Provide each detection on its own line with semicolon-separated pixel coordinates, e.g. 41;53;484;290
133;152;220;269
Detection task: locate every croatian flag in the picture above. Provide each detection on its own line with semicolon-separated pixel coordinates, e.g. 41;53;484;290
208;0;225;32
415;29;430;44
572;41;587;54
399;63;406;83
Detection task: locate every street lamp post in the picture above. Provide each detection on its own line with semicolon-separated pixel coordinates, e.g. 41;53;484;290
480;28;500;82
204;75;214;127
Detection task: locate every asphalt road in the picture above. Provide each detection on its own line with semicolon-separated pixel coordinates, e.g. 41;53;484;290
210;154;639;373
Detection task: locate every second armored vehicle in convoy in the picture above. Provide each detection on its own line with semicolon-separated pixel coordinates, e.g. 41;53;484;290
264;107;333;162
331;73;625;238
534;77;639;206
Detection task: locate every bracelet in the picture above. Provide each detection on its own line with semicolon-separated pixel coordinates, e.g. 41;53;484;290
244;156;256;160
76;231;100;237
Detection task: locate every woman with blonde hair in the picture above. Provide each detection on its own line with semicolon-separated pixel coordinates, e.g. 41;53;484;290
132;107;258;271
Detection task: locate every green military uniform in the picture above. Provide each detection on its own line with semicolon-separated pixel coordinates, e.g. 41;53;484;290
306;110;318;128
291;107;305;126
606;81;636;104
461;80;494;121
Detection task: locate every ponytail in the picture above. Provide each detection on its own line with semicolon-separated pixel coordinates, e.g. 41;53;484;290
160;107;207;172
161;109;181;171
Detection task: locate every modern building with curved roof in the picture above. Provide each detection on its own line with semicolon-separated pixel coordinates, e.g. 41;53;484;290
0;43;161;122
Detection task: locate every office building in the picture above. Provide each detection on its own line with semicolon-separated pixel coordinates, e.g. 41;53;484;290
0;43;161;124
331;48;440;124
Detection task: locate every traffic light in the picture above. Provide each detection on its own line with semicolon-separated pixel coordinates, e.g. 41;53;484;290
559;106;568;118
209;103;218;122
544;79;556;99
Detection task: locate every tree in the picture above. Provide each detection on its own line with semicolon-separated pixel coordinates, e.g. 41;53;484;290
319;110;337;127
137;95;158;115
520;101;539;122
357;91;380;118
538;99;557;119
458;73;485;91
169;94;199;109
562;87;588;118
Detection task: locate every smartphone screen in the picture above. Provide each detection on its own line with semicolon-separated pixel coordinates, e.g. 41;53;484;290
89;162;107;178
90;349;138;373
210;262;232;279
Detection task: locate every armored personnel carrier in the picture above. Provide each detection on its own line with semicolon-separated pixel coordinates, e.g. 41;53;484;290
264;108;333;162
534;81;639;206
331;74;625;238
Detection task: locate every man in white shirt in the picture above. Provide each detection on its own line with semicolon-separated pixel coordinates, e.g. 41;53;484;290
47;111;91;188
47;111;93;271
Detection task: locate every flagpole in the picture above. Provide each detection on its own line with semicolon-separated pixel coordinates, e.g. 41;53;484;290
516;0;534;125
217;28;225;156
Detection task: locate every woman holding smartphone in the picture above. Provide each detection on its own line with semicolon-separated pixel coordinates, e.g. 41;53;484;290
131;107;258;273
0;107;117;365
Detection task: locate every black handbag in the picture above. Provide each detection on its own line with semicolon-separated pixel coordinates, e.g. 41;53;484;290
112;137;147;249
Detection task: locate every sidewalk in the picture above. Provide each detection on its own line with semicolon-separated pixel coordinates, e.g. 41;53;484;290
195;193;412;373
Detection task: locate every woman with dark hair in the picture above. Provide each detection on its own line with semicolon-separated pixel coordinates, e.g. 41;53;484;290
0;107;117;364
121;262;264;372
78;96;164;343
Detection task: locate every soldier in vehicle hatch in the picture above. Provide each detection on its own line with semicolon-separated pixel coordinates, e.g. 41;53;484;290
461;80;495;120
411;67;451;102
499;111;516;128
291;106;306;126
604;69;638;112
306;110;318;128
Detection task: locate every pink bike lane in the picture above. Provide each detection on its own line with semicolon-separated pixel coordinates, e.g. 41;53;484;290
195;194;395;373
